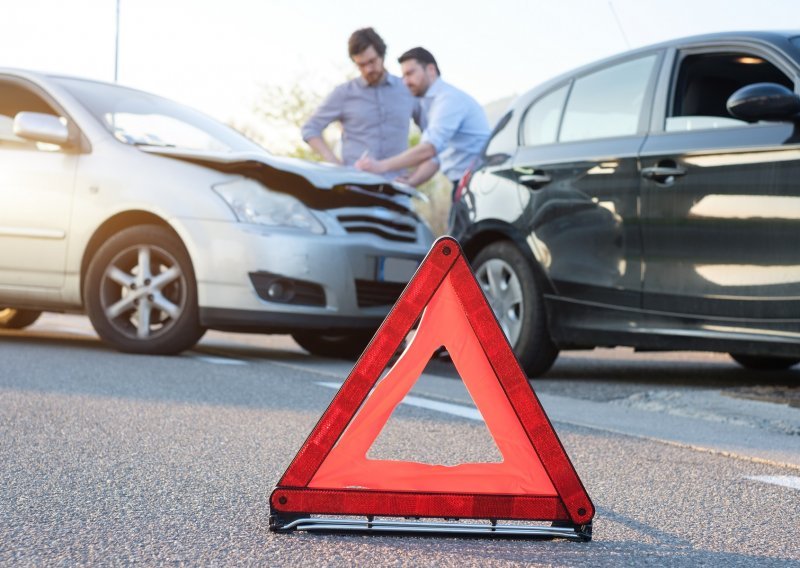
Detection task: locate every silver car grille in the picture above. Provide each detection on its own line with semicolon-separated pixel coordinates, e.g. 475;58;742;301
335;208;418;243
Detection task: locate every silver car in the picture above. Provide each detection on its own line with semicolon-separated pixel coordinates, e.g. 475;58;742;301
0;69;433;357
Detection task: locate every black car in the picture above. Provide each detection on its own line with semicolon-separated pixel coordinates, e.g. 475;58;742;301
450;31;800;376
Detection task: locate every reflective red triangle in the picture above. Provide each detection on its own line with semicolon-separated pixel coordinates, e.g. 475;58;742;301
271;237;594;525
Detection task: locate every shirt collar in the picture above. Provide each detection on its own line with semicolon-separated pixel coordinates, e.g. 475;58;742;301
423;77;443;98
357;71;394;88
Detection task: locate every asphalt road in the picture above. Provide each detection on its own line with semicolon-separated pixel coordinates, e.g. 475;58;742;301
1;315;798;566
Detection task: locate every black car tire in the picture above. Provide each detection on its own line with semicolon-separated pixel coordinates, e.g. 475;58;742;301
729;353;800;371
473;241;559;377
0;308;42;329
85;225;205;354
293;331;375;360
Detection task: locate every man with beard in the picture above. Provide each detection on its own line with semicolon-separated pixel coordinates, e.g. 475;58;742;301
355;47;490;192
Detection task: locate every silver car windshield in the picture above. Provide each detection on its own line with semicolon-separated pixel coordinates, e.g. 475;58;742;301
53;77;263;152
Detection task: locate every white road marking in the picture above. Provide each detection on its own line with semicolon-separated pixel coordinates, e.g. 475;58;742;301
745;475;800;491
192;355;248;366
316;381;483;421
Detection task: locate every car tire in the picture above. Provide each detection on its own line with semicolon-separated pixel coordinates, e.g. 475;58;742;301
292;331;375;360
729;353;800;370
0;308;42;330
85;225;205;354
473;241;559;377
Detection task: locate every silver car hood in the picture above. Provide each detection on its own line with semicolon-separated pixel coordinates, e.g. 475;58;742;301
138;146;423;199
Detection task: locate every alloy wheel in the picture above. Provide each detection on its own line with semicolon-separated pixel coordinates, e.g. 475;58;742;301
476;258;524;347
98;243;188;340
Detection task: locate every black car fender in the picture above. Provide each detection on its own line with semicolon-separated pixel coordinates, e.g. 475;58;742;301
454;218;556;297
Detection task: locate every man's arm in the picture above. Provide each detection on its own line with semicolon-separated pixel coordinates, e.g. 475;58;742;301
305;136;341;164
301;87;344;164
355;142;436;175
402;158;440;187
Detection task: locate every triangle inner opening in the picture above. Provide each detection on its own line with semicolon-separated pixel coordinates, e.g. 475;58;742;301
367;351;503;466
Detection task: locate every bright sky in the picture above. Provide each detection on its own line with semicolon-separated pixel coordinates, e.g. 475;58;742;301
2;0;798;151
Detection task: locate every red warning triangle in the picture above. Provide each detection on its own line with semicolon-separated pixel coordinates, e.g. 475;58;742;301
270;237;594;532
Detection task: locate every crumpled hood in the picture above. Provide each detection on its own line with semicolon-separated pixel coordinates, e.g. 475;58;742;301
138;146;423;204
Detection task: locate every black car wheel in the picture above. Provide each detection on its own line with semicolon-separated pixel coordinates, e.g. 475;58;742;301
85;225;205;354
0;308;42;329
729;353;800;371
293;331;375;360
473;241;559;377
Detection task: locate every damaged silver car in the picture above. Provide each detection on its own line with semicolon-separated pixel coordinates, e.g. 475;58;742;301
0;70;433;357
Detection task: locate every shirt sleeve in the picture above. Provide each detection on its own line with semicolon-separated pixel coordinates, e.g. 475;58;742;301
301;86;344;141
419;91;464;154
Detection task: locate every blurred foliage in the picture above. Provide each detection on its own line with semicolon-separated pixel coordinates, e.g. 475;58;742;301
229;82;335;160
412;173;452;237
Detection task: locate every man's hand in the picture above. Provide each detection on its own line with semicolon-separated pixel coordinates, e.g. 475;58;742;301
355;155;388;174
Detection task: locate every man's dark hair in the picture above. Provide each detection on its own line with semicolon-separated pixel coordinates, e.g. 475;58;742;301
348;27;386;59
398;47;440;75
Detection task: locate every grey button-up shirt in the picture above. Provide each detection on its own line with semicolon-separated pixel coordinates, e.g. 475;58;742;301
302;73;416;178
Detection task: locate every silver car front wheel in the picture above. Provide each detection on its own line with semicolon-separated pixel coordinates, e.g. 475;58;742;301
85;225;205;354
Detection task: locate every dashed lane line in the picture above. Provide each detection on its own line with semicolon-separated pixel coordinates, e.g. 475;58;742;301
745;475;800;491
190;354;248;366
316;381;484;421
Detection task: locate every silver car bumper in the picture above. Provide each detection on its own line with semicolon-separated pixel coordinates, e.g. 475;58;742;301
177;218;431;333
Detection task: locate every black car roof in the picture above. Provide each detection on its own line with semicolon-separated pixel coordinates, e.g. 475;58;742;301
512;30;800;111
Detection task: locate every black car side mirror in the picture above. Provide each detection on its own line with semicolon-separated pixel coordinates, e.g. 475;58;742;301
727;82;800;123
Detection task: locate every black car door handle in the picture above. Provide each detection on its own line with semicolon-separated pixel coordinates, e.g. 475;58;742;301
518;173;552;189
641;166;687;182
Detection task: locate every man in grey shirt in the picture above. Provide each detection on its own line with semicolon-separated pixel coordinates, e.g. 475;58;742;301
301;28;416;179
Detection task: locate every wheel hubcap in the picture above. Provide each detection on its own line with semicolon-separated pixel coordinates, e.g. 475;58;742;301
476;258;524;346
0;307;13;324
99;244;186;340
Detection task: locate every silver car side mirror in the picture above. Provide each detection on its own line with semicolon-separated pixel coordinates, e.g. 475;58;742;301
13;112;70;146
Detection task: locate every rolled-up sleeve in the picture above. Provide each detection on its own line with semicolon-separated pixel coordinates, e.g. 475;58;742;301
301;86;343;141
419;94;463;154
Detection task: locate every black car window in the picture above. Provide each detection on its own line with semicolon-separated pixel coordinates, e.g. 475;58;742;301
521;84;569;146
560;54;658;143
667;51;794;132
484;110;515;160
0;81;62;151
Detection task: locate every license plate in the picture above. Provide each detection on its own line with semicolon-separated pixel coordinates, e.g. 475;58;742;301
376;257;419;283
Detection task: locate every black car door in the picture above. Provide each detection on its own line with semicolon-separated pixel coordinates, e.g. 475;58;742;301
512;51;662;309
639;44;800;322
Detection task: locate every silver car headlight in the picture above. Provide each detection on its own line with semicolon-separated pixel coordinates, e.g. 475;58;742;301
212;177;325;234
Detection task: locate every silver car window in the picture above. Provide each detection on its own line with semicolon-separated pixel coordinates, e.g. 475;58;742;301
0;81;62;152
53;77;263;153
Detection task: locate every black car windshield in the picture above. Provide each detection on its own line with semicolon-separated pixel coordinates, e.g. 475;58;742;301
53;77;263;153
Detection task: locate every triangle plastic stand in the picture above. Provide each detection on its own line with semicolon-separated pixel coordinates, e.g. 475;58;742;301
269;237;594;540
